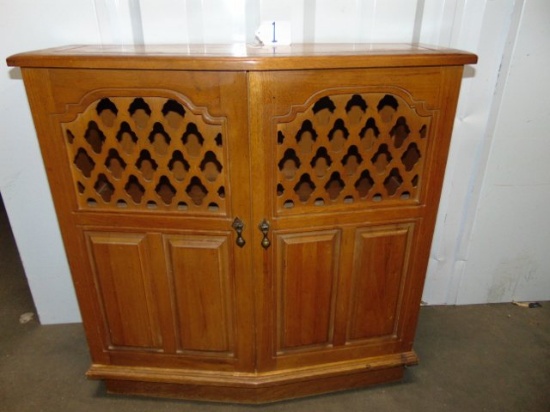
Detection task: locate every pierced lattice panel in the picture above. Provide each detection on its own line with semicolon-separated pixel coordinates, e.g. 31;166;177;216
63;96;228;213
276;93;431;213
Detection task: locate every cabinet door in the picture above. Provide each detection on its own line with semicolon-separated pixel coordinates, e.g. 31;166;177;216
23;68;255;372
83;229;245;370
249;66;464;372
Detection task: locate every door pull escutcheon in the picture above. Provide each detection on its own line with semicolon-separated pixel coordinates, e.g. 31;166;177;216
232;217;246;247
259;219;271;249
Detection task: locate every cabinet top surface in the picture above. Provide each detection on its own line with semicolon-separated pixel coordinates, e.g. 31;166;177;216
7;43;477;71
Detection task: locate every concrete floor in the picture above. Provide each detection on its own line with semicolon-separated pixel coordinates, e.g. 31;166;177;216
1;196;549;412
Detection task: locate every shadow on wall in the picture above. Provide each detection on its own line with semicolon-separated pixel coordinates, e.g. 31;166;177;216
8;67;22;80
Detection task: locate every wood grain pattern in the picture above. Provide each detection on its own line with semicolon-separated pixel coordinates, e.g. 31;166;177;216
347;224;412;342
274;90;432;213
86;231;163;350
8;44;475;403
164;234;234;355
103;365;406;404
276;230;340;351
7;43;477;71
62;95;228;213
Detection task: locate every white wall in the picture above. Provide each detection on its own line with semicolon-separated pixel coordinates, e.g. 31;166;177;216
422;0;525;304
0;0;101;324
455;0;550;303
1;0;547;324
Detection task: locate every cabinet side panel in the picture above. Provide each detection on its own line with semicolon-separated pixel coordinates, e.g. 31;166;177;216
86;232;162;349
347;224;412;341
164;234;234;354
276;230;341;351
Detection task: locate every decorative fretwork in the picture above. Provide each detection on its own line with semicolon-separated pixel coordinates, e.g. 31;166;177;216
275;92;431;213
64;96;227;213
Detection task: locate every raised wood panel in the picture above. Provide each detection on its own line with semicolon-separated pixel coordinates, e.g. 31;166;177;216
275;230;341;352
86;232;162;350
164;234;235;355
347;224;412;342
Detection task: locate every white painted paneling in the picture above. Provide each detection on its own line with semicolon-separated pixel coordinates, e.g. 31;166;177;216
137;0;423;45
92;0;136;44
260;0;295;21
418;0;458;46
281;0;419;43
200;0;247;43
422;0;521;304
2;0;547;324
362;0;418;42
459;187;550;303
457;0;550;303
140;0;189;43
141;0;247;44
0;0;103;324
311;0;366;43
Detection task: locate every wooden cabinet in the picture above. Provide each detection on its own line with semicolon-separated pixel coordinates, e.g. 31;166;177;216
7;44;476;403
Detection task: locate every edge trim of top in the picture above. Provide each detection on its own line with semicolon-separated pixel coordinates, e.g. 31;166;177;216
7;43;478;71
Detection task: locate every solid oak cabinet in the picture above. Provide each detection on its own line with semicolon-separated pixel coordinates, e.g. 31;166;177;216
8;44;476;403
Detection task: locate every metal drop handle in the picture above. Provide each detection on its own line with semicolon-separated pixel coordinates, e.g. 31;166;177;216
259;219;271;249
232;217;245;248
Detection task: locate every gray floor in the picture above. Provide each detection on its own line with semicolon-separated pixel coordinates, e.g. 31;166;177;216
1;195;549;412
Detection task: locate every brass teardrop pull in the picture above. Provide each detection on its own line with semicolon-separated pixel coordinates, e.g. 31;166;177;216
232;217;245;248
259;219;271;249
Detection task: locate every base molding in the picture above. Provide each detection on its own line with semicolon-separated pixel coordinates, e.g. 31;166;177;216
90;351;418;404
